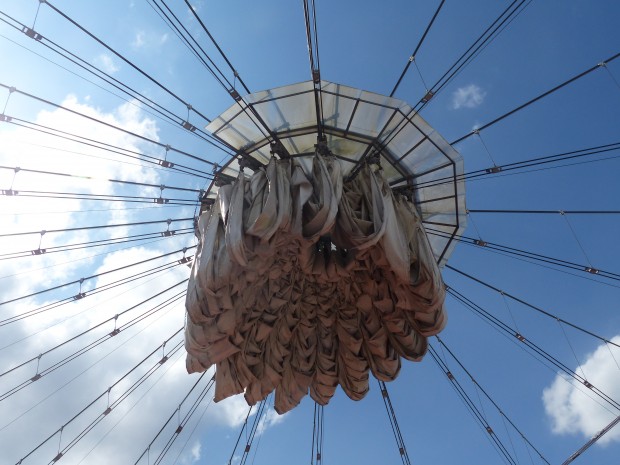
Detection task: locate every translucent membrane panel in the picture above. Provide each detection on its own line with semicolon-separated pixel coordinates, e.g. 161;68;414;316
206;80;466;265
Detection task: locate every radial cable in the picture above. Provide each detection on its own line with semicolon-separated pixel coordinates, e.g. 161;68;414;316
16;332;185;465
446;265;620;349
0;246;195;307
451;52;620;145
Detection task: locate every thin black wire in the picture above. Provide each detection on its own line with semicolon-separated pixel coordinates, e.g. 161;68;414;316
427;347;518;465
0;229;193;261
0;216;193;239
390;0;446;97
4;116;215;179
149;0;234;92
414;0;529;112
446;286;620;411
422;0;532;110
2;190;199;206
0;246;194;307
14;330;183;464
427;228;620;282
180;0;250;94
238;400;268;465
147;375;216;465
42;1;212;124
43;338;185;465
1;8;238;155
0;257;191;352
377;381;411;465
0;281;186;378
450;52;620;145
391;141;620;188
445;288;618;419
179;0;284;150
0;300;183;434
228;405;254;465
0;82;218;168
0;164;202;194
468;209;620;215
0;286;187;401
445;266;620;349
433;338;550;465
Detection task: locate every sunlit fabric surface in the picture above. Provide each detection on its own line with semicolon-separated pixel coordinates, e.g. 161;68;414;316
185;153;446;413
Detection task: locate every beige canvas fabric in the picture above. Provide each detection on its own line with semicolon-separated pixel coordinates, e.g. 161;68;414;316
185;153;446;414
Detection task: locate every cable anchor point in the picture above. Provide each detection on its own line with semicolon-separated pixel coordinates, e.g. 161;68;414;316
162;218;175;237
31;230;47;255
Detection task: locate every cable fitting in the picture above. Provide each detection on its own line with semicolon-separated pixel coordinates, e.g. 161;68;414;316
421;90;434;103
181;121;196;132
229;88;241;101
312;69;321;84
21;26;42;41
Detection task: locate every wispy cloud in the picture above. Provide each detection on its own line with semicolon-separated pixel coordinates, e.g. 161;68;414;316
542;335;620;445
94;54;119;74
132;30;146;49
452;84;486;110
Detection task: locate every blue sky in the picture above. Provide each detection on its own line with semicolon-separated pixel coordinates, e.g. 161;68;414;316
1;1;620;464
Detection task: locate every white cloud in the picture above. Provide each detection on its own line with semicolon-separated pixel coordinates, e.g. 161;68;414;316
0;95;286;464
190;440;201;461
452;84;486;110
132;30;146;49
94;54;119;74
542;336;620;445
257;407;287;435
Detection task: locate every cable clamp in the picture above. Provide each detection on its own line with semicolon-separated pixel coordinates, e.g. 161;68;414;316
181;121;196;132
162;218;176;237
312;69;321;84
473;239;487;247
0;114;12;122
585;266;599;275
21;26;42;41
485;166;502;174
421;89;434;103
515;333;525;342
583;380;593;389
408;55;415;62
598;61;607;68
229;88;241;101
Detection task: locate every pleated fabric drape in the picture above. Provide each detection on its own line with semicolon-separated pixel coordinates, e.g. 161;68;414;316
185;153;446;414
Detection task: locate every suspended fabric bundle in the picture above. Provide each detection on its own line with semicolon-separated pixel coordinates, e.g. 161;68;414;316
185;153;446;414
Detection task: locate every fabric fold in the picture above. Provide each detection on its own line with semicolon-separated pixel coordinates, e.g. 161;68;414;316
185;152;447;414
